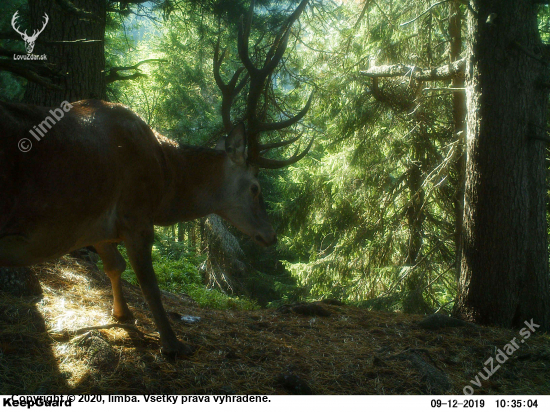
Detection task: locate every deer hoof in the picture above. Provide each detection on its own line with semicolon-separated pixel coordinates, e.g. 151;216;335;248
112;308;134;322
161;341;196;358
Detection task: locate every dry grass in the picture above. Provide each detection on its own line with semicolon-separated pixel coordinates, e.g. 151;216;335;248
1;256;549;394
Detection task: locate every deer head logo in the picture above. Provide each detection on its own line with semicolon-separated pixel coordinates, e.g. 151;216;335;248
11;11;49;54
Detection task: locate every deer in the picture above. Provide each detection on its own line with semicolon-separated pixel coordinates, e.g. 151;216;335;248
11;11;49;54
0;0;311;356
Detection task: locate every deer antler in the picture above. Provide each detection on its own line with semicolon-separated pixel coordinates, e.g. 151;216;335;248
30;13;49;41
11;11;28;39
213;37;248;133
238;0;313;169
259;133;302;153
254;137;314;169
213;0;313;168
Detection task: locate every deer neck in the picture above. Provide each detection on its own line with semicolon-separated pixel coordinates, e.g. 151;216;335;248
154;136;227;225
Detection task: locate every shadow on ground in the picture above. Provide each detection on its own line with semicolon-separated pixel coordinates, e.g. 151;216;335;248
1;257;549;395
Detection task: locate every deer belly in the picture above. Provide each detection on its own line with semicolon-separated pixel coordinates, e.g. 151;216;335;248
0;209;120;266
0;232;56;266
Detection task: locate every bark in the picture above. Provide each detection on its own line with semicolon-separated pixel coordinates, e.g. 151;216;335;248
453;0;550;329
189;222;197;251
177;222;184;243
449;1;466;280
23;0;106;104
1;0;106;293
202;215;247;294
403;131;430;315
403;13;431;315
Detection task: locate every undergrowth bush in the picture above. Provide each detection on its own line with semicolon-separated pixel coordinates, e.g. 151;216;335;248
96;230;259;311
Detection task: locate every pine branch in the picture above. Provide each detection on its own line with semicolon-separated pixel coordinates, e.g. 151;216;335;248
0;31;20;41
105;58;167;84
54;0;100;22
106;72;147;83
400;0;451;27
0;59;62;90
360;58;465;81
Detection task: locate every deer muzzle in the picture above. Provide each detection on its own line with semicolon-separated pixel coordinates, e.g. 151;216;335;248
254;230;277;247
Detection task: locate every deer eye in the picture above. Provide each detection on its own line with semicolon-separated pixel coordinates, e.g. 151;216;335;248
251;184;260;196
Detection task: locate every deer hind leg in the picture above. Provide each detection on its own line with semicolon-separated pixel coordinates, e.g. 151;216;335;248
93;242;133;321
122;227;194;357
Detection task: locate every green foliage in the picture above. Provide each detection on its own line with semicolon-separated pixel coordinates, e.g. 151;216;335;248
95;229;258;310
102;1;316;307
99;0;463;312
0;72;25;101
3;0;547;312
97;0;548;313
0;0;27;101
266;0;461;312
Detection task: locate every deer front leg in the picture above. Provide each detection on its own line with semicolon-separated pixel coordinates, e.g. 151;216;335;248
94;242;133;321
122;228;194;357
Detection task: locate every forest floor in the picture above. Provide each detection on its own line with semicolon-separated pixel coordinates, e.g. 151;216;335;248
1;256;549;395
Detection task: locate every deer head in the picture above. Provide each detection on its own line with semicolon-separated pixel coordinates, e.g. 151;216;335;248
212;122;277;246
11;11;49;54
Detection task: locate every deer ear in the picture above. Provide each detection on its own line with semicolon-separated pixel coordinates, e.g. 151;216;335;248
224;122;247;165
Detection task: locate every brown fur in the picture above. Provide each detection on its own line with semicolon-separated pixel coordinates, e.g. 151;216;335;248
0;99;275;356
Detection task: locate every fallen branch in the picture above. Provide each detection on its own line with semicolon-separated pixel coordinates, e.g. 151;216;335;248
73;323;158;340
361;58;465;81
423;87;465;93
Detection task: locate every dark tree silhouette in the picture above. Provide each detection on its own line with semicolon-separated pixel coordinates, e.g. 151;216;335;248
453;0;550;330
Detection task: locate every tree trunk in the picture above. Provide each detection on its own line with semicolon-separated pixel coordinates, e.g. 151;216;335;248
23;0;106;104
189;222;196;252
202;215;247;294
1;0;106;294
453;0;550;329
449;1;466;281
403;129;430;314
177;222;184;243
